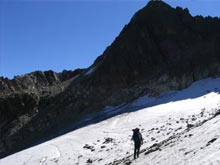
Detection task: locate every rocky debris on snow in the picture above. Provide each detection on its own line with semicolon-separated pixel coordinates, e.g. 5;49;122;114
103;137;115;144
151;137;156;141
206;138;218;146
184;150;194;155
98;158;103;161
187;124;194;129
108;108;220;165
2;0;220;159
83;144;95;152
124;160;132;165
86;158;93;164
101;145;106;149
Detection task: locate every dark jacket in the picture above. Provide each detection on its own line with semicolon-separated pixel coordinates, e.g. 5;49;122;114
132;130;143;144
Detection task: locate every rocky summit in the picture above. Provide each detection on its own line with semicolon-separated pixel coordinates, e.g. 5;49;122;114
1;0;220;158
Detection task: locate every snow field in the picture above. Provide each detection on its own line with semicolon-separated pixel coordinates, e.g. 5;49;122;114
1;78;220;165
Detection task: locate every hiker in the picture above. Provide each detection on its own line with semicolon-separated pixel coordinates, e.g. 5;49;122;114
132;128;143;159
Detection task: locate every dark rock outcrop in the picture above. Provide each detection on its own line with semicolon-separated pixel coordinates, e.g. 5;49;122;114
0;69;85;157
0;69;85;96
92;1;220;91
1;0;220;158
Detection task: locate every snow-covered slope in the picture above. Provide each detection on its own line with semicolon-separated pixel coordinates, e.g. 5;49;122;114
1;78;220;165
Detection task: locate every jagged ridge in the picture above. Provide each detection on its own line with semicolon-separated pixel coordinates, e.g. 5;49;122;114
1;0;220;158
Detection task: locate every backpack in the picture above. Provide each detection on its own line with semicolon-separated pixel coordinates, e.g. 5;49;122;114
133;131;142;143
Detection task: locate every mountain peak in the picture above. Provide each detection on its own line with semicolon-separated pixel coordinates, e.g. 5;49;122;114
146;0;172;9
2;0;220;159
129;0;176;25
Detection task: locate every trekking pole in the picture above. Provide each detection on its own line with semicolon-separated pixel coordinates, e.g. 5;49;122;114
128;141;133;155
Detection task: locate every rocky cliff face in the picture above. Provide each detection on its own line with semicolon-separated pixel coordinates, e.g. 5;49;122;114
1;0;220;158
0;69;85;157
0;69;84;96
92;1;220;90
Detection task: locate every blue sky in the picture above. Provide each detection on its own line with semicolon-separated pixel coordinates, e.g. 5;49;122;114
1;0;220;79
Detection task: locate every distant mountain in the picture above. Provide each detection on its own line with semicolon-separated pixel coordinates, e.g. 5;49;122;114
0;69;84;96
1;0;220;158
